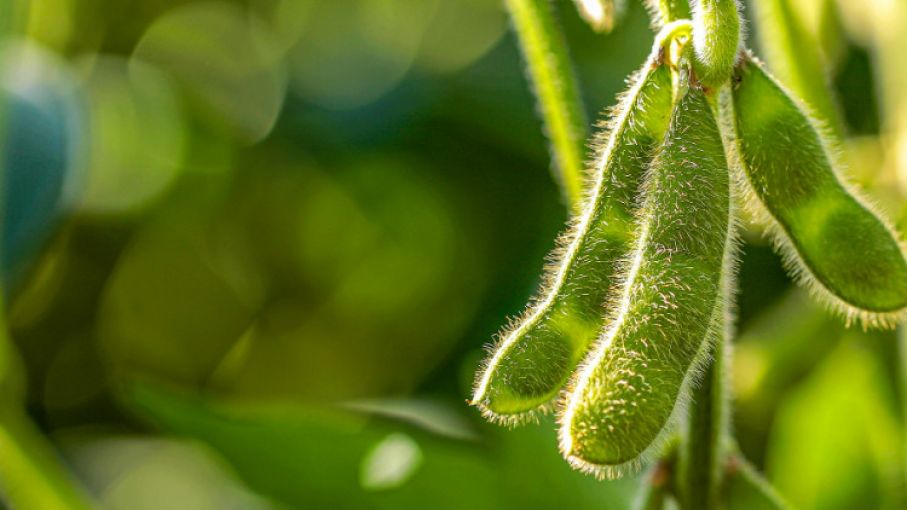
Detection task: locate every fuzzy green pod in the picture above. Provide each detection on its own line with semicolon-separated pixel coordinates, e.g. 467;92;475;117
559;85;732;477
692;0;742;89
471;53;674;423
732;56;907;327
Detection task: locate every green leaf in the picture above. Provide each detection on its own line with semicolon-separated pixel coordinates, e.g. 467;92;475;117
765;338;899;510
123;382;637;510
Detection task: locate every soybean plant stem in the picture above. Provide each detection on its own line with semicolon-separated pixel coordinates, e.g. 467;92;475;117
0;296;94;510
505;0;588;213
680;338;726;510
0;406;95;510
725;452;793;509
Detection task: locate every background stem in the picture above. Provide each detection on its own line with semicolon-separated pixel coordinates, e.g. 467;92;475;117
505;0;588;213
655;0;692;25
0;297;94;509
723;453;793;509
0;405;94;510
679;301;730;510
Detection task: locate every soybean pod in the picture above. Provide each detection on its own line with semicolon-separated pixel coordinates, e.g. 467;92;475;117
471;47;674;423
731;55;907;327
560;84;733;477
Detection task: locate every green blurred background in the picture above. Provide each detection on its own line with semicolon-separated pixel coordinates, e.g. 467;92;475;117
1;0;907;509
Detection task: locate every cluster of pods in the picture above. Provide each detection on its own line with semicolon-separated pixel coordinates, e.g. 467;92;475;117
472;14;907;479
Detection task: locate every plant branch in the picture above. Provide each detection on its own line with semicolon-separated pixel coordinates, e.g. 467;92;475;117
0;293;94;510
505;0;588;213
679;343;724;510
723;453;793;509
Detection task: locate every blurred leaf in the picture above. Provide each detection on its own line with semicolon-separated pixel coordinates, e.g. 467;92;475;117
766;338;901;510
204;155;483;399
77;55;187;216
133;1;286;143
122;381;636;510
415;0;506;74
64;435;275;510
99;206;265;388
342;398;478;441
285;0;435;110
733;289;844;464
124;381;499;510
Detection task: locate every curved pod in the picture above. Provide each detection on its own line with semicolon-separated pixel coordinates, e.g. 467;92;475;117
472;52;674;423
732;56;907;327
560;86;732;477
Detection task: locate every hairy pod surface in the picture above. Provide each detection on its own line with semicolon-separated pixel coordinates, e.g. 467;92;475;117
732;57;907;326
471;54;674;423
560;85;732;476
692;0;742;89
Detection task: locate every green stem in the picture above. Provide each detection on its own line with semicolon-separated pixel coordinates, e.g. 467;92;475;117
0;406;94;510
722;454;793;509
891;326;907;508
633;460;672;510
0;296;93;510
505;0;588;213
679;325;728;509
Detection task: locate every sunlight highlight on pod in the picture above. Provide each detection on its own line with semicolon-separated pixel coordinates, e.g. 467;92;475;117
731;55;907;327
471;48;674;423
559;84;733;478
692;0;742;88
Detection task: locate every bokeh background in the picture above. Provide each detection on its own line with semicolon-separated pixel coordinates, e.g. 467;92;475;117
1;0;906;509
